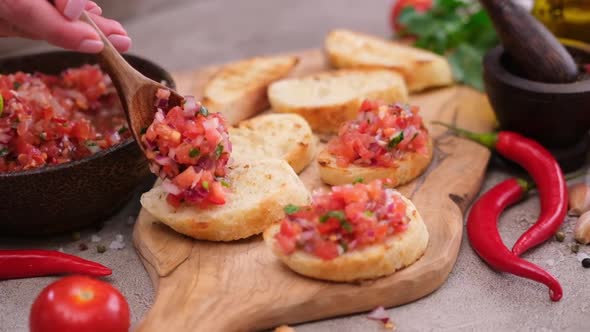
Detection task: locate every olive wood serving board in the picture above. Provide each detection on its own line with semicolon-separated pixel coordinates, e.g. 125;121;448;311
132;49;496;332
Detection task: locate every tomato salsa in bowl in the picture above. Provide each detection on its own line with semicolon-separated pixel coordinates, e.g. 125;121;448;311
0;51;175;235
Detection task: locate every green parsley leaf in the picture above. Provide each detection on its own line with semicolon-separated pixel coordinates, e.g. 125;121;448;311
201;181;209;191
319;210;346;223
396;0;498;91
0;95;3;117
199;105;209;117
0;148;8;157
215;144;223;159
118;126;128;134
189;148;200;158
284;204;300;215
340;220;353;233
220;180;231;188
364;211;375;218
388;132;404;150
85;140;97;147
352;177;364;184
13;82;21;90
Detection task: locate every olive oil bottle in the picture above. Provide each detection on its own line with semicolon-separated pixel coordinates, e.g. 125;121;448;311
532;0;590;42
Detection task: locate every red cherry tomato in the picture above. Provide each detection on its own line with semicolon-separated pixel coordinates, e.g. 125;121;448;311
30;276;130;332
390;0;432;33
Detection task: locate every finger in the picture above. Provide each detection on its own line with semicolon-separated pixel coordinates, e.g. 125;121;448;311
0;18;38;39
87;13;132;52
54;0;88;21
0;0;103;52
86;2;102;16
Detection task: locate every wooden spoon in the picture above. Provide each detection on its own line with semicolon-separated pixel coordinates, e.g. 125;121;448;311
79;12;184;152
480;0;579;83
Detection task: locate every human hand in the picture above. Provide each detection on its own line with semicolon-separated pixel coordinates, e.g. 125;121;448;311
0;0;131;53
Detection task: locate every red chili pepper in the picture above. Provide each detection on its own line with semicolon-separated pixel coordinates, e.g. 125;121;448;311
0;249;112;280
434;122;568;255
467;178;562;301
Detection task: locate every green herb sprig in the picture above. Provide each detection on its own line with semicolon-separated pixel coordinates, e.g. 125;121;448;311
398;0;498;91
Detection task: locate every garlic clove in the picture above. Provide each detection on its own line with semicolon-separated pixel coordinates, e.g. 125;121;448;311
568;183;590;216
574;211;590;245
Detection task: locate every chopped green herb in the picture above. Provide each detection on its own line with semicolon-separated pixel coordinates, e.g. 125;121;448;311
364;211;374;217
140;127;147;135
85;140;97;147
39;132;47;141
189;148;200;158
340;220;353;232
397;1;498;91
0;95;3;117
320;210;346;223
201;181;209;191
410;132;419;142
199;105;209;117
352;177;364;184
388;132;404;150
0;148;8;157
215;144;223;159
284;204;300;215
118;126;128;134
220;180;231;188
13;82;21;90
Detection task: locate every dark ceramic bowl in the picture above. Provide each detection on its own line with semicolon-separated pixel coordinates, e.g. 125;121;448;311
0;51;175;235
483;43;590;171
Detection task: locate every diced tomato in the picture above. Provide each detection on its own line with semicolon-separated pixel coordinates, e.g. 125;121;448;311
276;233;297;255
166;193;182;208
207;181;226;205
327;100;428;168
317;218;341;235
313;241;339;260
173;166;200;189
280;220;299;238
141;90;231;209
275;179;410;260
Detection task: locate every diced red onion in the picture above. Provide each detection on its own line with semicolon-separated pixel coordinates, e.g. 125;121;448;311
149;162;160;174
300;230;315;241
183;96;198;116
155;155;173;166
190;169;203;188
203;118;219;130
367;306;389;323
154;110;165;123
161;179;182;195
167;148;177;159
156;88;170;100
0;133;11;144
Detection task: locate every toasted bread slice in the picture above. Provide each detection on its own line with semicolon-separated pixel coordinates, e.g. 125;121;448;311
317;136;433;186
229;113;317;173
324;29;453;92
268;70;408;133
140;159;311;241
202;55;299;125
263;193;429;282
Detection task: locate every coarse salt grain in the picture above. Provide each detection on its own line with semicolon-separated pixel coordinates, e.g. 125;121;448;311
91;235;101;242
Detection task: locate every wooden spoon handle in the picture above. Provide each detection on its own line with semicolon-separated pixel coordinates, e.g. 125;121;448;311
480;0;579;83
79;12;144;97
